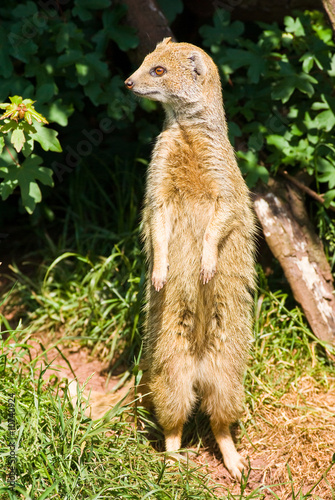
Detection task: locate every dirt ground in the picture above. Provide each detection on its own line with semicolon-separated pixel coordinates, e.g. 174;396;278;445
22;333;335;500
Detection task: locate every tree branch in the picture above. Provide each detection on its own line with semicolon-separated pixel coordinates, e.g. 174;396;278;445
280;170;335;212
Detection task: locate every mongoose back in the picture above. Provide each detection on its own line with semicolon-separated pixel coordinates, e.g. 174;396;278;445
125;38;256;480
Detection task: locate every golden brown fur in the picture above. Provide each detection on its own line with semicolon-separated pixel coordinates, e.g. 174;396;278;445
124;38;256;480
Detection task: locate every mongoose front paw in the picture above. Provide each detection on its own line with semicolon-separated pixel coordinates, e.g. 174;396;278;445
200;258;217;284
152;265;169;291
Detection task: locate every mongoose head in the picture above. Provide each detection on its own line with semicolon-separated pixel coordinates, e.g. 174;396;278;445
124;38;222;111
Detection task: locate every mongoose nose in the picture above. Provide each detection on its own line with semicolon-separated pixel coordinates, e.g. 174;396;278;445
124;78;134;89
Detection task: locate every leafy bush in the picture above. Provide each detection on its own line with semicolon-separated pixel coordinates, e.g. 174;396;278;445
2;4;334;218
200;10;335;208
0;0;141;218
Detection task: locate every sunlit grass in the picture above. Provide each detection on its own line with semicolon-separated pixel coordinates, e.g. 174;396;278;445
1;155;334;498
1;272;334;499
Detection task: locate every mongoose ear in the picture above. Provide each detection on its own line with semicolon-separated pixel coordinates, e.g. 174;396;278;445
156;37;172;48
188;51;207;81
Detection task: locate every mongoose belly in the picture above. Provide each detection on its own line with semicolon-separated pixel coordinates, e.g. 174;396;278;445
145;197;254;357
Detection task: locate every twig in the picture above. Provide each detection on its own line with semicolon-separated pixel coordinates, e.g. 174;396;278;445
280;170;335;212
5;145;20;166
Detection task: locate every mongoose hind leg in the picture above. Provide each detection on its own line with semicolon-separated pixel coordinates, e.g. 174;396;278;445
199;350;248;481
148;348;197;455
153;373;193;457
165;423;183;452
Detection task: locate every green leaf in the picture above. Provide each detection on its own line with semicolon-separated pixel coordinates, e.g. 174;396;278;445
328;54;335;77
0;135;4;155
11;128;25;153
200;10;244;47
22;134;35;158
8;25;38;63
267;134;291;151
102;7;139;52
295;73;318;96
316;158;335;188
248;131;264;151
272;78;295;102
36;83;57;104
272;73;317;103
91;29;108;55
55;22;85;53
84;82;105;106
301;54;314;73
12;1;37;18
47;99;74;127
0;155;54;214
76;53;109;86
236;150;269;188
9;96;23;106
315;109;335;132
222;47;266;84
258;23;282;51
284;16;305;37
227;121;242;145
57;50;83;68
316;156;334;173
0;77;34;103
323;189;335;208
311;95;329;111
30;122;62;152
157;0;183;23
72;0;111;21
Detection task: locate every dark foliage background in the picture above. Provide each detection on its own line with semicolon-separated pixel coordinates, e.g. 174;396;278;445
0;0;334;349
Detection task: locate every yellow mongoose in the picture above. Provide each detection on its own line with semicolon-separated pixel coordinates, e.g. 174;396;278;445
124;38;256;481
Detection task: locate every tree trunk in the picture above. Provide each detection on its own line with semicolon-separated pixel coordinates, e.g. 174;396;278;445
322;0;335;31
254;178;335;345
120;0;175;64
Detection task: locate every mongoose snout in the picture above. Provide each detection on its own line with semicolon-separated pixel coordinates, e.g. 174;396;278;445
125;37;256;481
124;78;134;89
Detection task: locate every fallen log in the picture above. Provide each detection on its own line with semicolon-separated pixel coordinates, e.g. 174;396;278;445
254;178;335;345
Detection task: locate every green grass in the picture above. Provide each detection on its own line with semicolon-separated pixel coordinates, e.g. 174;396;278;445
1;154;334;499
0;325;252;499
9;235;144;366
1;278;335;499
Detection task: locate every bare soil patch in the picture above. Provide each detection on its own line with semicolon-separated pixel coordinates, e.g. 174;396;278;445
194;375;335;498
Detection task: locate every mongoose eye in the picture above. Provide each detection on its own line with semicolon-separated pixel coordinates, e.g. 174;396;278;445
151;66;166;77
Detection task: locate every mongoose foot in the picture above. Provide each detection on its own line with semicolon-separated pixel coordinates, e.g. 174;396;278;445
224;452;248;482
152;265;169;291
212;424;249;482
